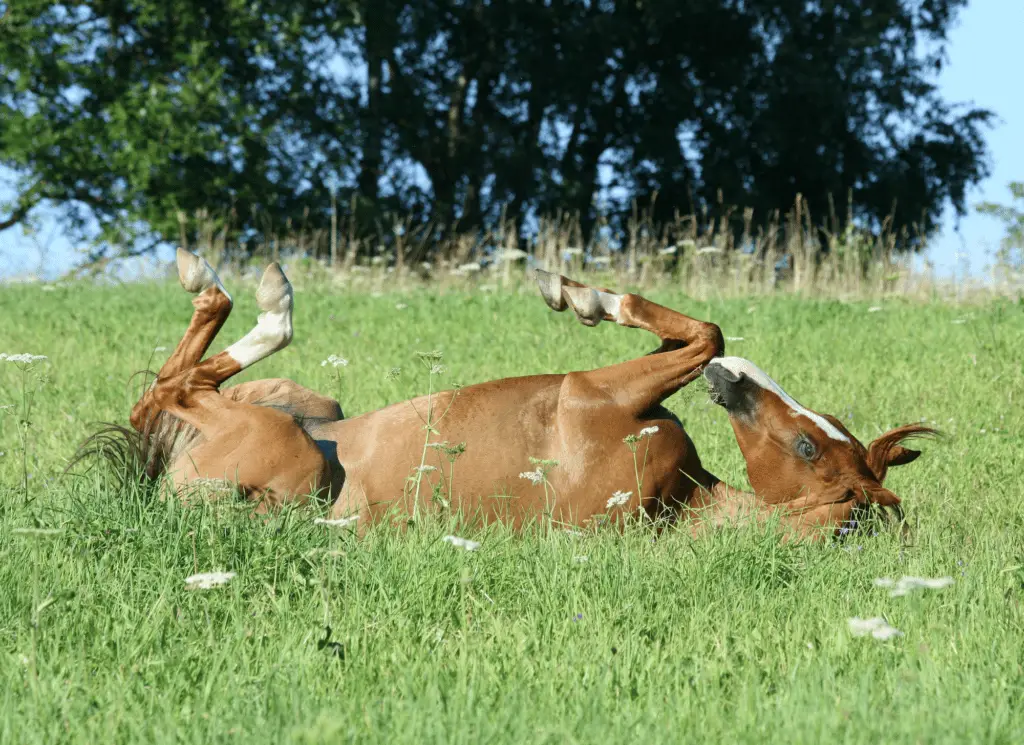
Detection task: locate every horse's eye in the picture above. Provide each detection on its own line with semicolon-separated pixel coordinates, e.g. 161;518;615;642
795;438;818;460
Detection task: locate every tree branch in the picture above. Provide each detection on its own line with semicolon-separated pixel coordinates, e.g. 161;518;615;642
0;179;46;233
0;202;32;233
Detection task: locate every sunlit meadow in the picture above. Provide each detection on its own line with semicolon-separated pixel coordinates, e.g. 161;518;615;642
1;269;1022;743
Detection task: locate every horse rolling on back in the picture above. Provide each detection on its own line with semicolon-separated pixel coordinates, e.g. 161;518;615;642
88;249;934;539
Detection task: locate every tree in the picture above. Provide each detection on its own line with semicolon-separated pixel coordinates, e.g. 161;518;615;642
0;0;994;260
340;0;990;249
976;182;1024;275
0;0;356;257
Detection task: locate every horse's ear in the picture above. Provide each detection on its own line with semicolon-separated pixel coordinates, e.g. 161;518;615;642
885;445;922;467
866;424;938;481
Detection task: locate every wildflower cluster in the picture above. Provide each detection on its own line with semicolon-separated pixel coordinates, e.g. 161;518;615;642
0;353;47;365
847;574;954;642
442;535;481;552
320;354;349;368
185;571;236;590
606;490;632;509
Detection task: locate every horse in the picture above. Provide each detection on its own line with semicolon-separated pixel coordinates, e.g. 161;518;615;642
89;248;934;539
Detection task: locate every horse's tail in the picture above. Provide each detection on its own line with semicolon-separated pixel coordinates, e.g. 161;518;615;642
64;412;198;494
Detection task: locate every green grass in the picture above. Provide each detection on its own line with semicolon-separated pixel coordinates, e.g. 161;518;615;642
1;277;1023;744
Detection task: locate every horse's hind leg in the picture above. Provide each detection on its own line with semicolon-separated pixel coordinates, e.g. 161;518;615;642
154;263;328;507
171;260;293;387
130;248;233;432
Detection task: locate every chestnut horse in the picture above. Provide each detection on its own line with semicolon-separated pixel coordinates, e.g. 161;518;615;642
102;249;933;538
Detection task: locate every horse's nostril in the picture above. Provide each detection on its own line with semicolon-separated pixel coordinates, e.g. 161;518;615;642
707;363;742;385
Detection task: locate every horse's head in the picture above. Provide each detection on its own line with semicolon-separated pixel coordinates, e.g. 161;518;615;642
704;356;935;537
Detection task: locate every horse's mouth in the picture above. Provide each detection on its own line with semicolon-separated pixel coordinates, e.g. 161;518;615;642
837;502;911;543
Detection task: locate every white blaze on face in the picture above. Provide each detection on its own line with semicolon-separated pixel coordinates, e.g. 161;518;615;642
711;356;850;443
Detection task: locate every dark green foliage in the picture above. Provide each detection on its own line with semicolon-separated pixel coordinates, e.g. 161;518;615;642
0;0;357;257
0;1;992;258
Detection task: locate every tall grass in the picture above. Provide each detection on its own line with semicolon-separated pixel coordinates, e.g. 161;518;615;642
135;195;1019;301
0;272;1022;743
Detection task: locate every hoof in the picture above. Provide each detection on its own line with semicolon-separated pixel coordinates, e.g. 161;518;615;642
255;262;293;314
535;269;567;311
563;285;603;326
176;247;222;294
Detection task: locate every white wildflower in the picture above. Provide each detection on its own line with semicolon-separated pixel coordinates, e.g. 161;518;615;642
320;354;349;368
314;516;359;528
572;555;589;564
874;576;954;598
429;364;446;375
519;469;544;485
726;336;745;342
606;490;632;509
563;529;583;537
0;354;48;364
658;247;677;256
696;246;721;255
867;306;883;313
848;617;902;640
456;262;481;274
11;527;62;536
638;426;660;438
184;571;236;590
442;535;481;552
395;303;408;310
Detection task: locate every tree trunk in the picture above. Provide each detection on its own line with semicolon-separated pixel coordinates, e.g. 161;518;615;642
358;4;383;204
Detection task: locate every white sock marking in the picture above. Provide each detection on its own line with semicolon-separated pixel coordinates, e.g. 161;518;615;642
224;310;291;369
597;291;622;322
711;356;849;442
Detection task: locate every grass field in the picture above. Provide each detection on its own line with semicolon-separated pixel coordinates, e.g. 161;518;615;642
1;273;1023;743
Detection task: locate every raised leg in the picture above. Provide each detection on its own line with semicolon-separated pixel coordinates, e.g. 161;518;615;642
535;270;724;412
147;261;294;421
150;263;328;507
130;248;233;432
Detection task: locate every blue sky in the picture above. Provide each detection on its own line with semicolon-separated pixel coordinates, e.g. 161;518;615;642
924;1;1024;277
2;1;1022;280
